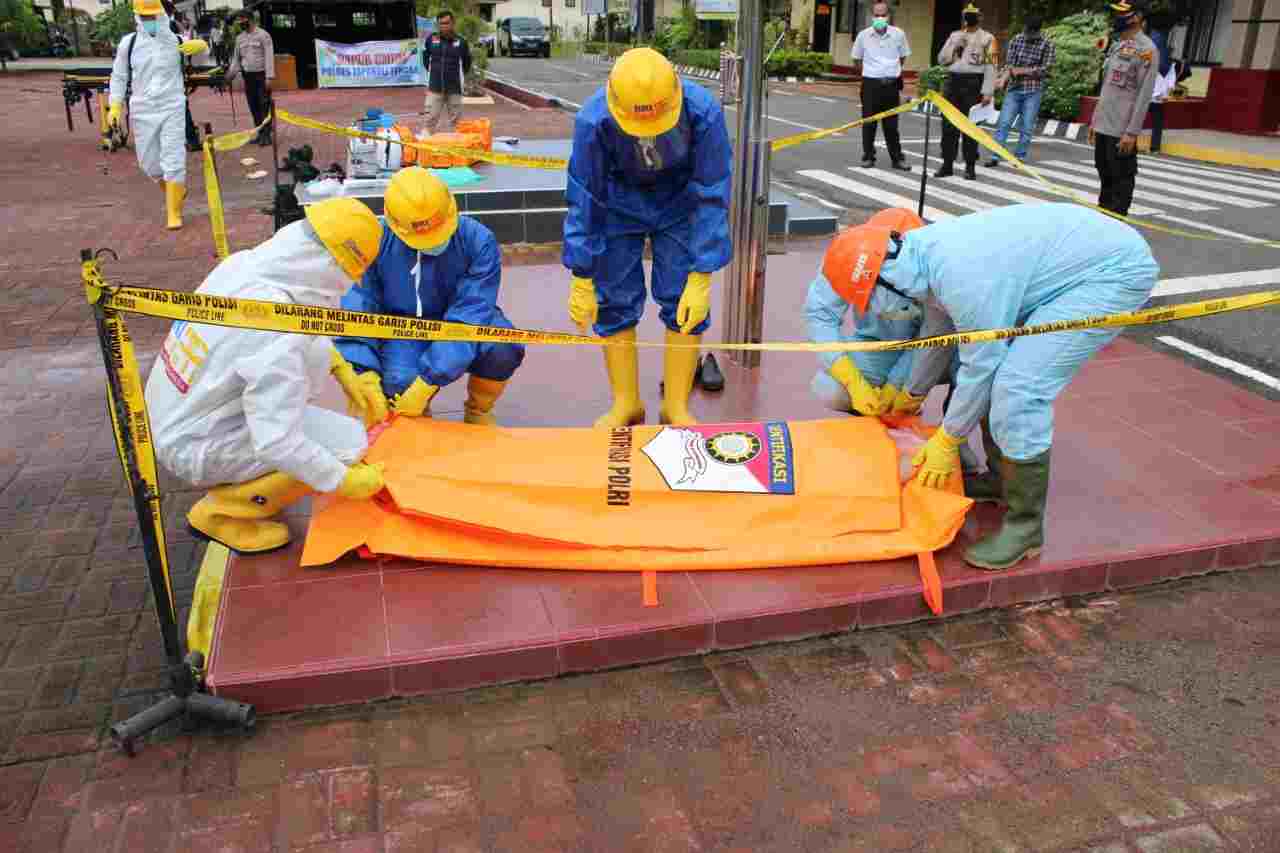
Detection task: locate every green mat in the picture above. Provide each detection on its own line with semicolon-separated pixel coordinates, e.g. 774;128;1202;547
429;166;485;187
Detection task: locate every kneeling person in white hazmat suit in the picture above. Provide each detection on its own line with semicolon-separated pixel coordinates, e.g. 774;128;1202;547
108;0;208;230
145;198;387;554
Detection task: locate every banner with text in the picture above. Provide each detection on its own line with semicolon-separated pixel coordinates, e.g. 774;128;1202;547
315;38;426;88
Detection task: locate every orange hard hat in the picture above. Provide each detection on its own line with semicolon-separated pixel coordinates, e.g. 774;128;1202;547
822;224;895;313
866;207;925;234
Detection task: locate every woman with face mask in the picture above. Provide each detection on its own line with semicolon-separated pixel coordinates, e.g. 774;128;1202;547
106;0;207;230
935;3;997;181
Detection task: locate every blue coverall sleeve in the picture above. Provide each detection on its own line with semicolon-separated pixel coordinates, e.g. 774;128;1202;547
419;231;502;386
689;102;733;273
802;273;850;372
335;263;386;375
938;284;1016;440
562;117;608;279
886;349;915;390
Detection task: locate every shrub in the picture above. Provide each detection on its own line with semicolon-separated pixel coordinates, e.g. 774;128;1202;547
916;64;947;97
91;2;134;48
1039;11;1108;121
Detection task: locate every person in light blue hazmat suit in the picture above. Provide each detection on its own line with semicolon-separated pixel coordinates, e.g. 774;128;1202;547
806;208;930;417
563;47;732;427
333;167;525;426
833;203;1158;571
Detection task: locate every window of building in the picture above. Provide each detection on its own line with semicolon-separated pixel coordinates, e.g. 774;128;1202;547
353;11;376;27
313;12;339;28
271;13;296;29
565;0;575;7
836;0;858;34
1181;0;1228;64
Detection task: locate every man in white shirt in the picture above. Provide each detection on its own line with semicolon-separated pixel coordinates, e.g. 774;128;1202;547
850;2;912;171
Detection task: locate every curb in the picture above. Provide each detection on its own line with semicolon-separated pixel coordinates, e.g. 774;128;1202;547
1150;141;1280;172
482;75;564;110
910;101;1085;141
579;52;818;84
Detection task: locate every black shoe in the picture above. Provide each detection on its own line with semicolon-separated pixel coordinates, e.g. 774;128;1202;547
890;159;912;172
860;156;875;168
933;162;954;178
964;163;977;180
984;158;1000;167
697;353;725;392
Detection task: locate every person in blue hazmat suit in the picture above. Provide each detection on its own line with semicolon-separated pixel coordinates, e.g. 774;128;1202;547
563;47;732;426
827;203;1158;570
333;167;525;425
108;0;208;230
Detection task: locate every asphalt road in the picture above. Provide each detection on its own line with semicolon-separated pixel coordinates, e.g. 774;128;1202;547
488;56;1280;397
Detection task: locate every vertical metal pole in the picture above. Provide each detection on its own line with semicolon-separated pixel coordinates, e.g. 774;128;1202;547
917;103;931;218
721;0;767;369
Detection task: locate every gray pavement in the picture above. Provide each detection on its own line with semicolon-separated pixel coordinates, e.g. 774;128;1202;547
489;55;1280;398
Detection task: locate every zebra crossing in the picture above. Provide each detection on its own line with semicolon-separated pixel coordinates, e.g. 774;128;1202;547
791;149;1280;240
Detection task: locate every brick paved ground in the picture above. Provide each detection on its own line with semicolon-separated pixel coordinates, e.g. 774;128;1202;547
3;72;1280;852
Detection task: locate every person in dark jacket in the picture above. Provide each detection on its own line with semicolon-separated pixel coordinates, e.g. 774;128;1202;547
422;11;471;133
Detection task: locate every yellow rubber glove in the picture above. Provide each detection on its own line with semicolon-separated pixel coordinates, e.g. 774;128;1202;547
179;38;209;57
391;377;439;417
676;271;712;334
912;427;965;489
568;276;598;332
328;348;389;427
107;100;123;128
890;386;926;417
829;356;888;416
335;462;385;499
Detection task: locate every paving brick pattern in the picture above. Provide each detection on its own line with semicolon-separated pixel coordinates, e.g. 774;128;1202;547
3;73;1280;850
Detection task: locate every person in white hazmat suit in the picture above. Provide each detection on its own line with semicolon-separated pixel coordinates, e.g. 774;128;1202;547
144;198;388;554
108;0;207;231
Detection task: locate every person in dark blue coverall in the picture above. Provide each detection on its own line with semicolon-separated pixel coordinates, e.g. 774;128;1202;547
563;47;732;427
332;167;524;426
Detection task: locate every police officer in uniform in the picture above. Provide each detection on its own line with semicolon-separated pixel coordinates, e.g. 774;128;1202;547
935;3;996;181
1090;1;1158;216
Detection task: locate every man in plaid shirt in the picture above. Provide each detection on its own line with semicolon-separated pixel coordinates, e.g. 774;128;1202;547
986;17;1056;166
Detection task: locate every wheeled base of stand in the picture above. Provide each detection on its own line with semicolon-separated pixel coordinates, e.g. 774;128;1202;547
109;652;256;756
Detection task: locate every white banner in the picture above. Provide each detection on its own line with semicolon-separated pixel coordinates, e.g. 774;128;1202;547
695;0;736;20
315;38;426;88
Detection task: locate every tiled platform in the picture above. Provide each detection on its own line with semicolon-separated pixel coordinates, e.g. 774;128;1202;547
206;250;1280;713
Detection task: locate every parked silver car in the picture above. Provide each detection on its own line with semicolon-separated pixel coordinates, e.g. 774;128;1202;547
496;17;550;58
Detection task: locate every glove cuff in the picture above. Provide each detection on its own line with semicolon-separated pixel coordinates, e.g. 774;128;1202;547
936;427;966;449
688;271;712;288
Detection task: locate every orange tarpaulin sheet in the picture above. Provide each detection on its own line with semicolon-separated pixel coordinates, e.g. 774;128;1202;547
300;417;973;613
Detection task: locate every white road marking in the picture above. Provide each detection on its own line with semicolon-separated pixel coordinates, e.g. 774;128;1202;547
724;104;829;132
1023;162;1220;212
1133;160;1280;198
797;169;951;220
793;191;847;211
1145;212;1271;244
811;96;837;103
1043;119;1060;136
1152;267;1280;297
1044;160;1270;208
1066;122;1083;139
546;62;595;78
847;166;994;212
1141;158;1280;189
1156;336;1280;392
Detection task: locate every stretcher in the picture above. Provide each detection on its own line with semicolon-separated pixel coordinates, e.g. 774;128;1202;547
301;416;973;614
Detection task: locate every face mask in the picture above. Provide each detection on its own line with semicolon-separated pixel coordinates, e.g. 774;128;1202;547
963;14;979;26
141;19;160;36
420;241;449;257
872;17;888;32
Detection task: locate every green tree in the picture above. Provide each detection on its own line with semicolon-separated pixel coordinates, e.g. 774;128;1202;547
92;1;135;48
0;0;49;53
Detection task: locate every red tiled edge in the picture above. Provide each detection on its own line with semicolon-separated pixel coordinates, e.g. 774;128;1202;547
209;537;1280;713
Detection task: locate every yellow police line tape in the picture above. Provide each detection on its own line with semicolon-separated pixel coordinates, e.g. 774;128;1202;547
770;99;924;151
203;116;272;260
88;260;177;615
925;92;1280;250
86;278;1280;354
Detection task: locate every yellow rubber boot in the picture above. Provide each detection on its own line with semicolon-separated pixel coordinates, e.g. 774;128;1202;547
594;328;646;428
659;330;701;426
187;471;312;554
165;181;186;230
463;375;507;425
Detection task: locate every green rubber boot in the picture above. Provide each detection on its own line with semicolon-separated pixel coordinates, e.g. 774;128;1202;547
963;419;1005;504
964;449;1051;571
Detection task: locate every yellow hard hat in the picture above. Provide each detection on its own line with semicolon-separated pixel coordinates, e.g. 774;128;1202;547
384;166;459;252
607;47;682;138
133;0;164;14
304;197;383;281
